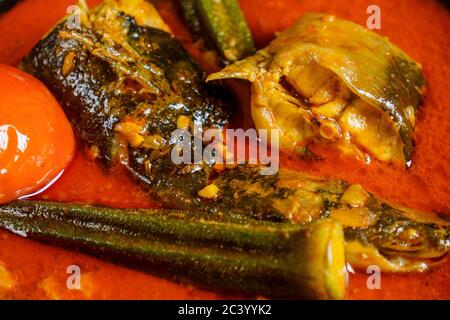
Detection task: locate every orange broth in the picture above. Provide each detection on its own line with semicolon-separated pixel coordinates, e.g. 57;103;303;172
0;0;449;299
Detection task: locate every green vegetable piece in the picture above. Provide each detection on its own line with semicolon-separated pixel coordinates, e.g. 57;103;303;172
180;0;255;63
0;200;347;299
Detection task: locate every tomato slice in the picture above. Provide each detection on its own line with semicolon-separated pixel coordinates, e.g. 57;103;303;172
0;64;75;203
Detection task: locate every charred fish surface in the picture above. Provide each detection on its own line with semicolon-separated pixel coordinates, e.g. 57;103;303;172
21;0;234;211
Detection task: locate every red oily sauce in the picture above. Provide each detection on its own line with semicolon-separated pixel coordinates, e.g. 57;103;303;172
0;0;449;299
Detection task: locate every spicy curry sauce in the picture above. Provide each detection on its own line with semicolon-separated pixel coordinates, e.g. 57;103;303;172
0;0;449;299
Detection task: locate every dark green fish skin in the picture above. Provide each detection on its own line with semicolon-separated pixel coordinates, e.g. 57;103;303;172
21;13;234;212
22;23;232;159
344;199;450;261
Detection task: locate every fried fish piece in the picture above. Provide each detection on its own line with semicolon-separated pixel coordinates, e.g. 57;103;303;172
208;13;426;166
21;0;235;211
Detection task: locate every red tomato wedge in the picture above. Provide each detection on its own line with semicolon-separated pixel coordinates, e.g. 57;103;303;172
0;64;75;203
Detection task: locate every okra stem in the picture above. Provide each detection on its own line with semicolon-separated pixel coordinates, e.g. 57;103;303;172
0;200;346;299
179;0;255;63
